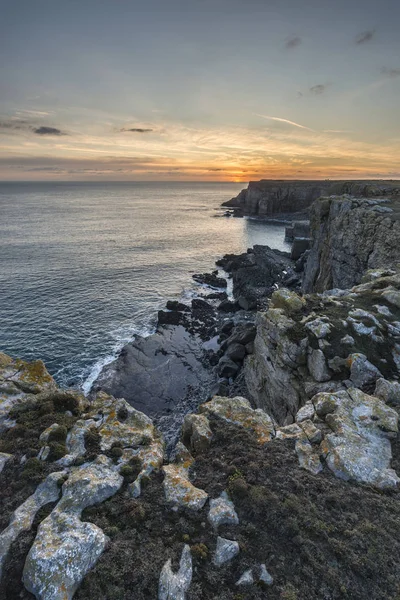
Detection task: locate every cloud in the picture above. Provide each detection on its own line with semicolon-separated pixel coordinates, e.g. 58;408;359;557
310;84;326;95
285;36;302;49
121;128;154;133
33;126;66;135
0;120;28;131
355;29;375;44
381;67;400;78
255;114;314;131
323;129;353;134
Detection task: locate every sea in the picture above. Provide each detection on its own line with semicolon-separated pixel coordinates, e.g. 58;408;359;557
0;181;290;392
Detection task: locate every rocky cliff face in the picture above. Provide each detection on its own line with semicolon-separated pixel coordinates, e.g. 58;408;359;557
223;179;400;218
302;192;400;293
245;270;400;425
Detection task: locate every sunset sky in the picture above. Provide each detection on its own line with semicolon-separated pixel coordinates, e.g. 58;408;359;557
1;0;399;181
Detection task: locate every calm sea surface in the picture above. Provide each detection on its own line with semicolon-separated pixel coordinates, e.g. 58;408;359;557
0;181;290;391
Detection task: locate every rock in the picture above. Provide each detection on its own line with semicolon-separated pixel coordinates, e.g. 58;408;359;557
225;343;246;363
303;190;400;293
193;272;227;288
236;569;254;586
93;325;215;428
213;537;239;567
223;323;256;347
159;545;192;600
259;564;274;585
313;389;399;488
200;396;275;444
375;378;400;405
23;456;123;600
244;308;308;424
158;310;187;326
208;491;239;529
295;401;315;423
221;180;335;217
217;300;240;313
347;353;382;389
0;352;57;432
217;245;296;301
218;356;239;378
0;471;65;580
305;318;331;339
221;320;234;334
237;295;257;311
163;443;208;511
299;419;322;444
275;423;302;440
295;433;323;475
270;288;305;315
166;300;190;312
182;413;213;454
308;349;331;382
0;452;12;474
291;237;310;260
382;288;400;309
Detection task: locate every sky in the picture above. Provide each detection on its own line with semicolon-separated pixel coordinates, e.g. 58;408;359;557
0;0;399;182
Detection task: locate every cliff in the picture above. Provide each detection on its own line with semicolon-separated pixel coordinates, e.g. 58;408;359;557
223;179;400;217
1;338;400;599
302;192;400;293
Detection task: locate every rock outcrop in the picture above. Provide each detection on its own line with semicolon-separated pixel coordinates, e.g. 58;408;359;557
222;179;400;218
245;270;400;424
303;193;400;293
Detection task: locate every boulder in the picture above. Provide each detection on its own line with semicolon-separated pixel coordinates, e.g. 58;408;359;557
162;443;208;511
23;456;124;600
225;343;246;363
182;413;212;454
200;396;275;444
313;389;399;488
159;545;192;600
208;491;239;529
213;537;239;567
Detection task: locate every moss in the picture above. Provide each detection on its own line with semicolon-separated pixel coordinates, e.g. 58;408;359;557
191;543;209;561
110;447;123;459
47;425;68;443
119;464;136;478
281;584;298;599
47;442;67;461
20;458;44;482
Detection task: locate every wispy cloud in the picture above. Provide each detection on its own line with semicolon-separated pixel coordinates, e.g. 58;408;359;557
33;126;66;136
120;127;154;133
323;129;353;134
310;84;327;95
355;29;375;44
381;67;400;78
285;36;302;49
255;114;314;131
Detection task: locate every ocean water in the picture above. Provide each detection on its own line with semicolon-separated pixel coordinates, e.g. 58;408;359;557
0;181;290;391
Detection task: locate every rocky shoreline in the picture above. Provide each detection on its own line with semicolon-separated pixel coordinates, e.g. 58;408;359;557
1;183;400;599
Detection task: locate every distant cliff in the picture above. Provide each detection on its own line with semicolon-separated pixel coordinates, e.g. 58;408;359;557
223;179;400;217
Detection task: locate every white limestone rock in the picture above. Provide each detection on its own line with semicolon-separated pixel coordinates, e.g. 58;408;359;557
23;456;123;600
236;569;254;586
163;443;208;511
314;389;399;488
200;396;275;444
0;471;66;581
159;545;192;600
208;491;239;529
213;537;239;567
